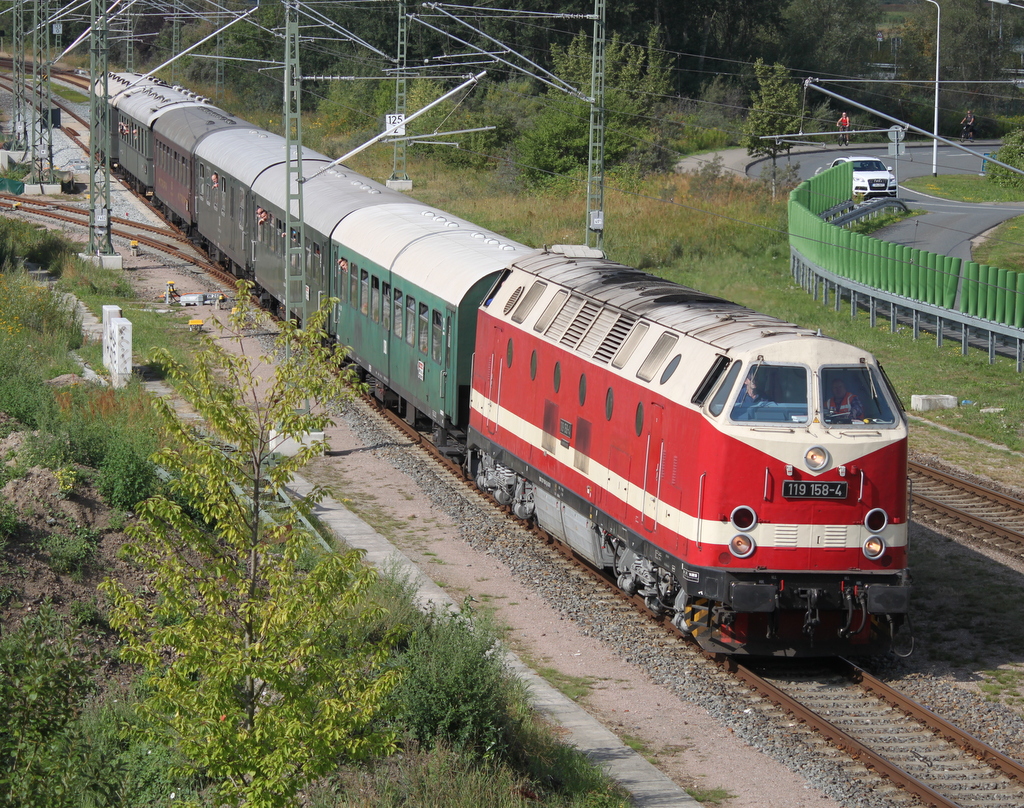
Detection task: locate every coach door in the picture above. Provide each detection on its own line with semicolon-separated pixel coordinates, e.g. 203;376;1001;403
482;325;503;435
642;403;665;531
438;307;454;420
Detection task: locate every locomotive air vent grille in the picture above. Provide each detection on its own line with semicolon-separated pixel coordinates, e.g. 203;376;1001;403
503;285;525;316
823;526;847;548
592;313;637;364
545;294;585;343
774;525;799;548
559;300;600;350
578;308;621;359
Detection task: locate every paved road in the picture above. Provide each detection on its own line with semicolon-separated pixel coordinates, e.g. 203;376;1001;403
749;142;1024;262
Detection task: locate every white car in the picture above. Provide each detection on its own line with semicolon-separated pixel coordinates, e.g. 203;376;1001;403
828;156;898;199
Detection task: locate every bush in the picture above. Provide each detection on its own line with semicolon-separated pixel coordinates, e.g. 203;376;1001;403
0;501;20;543
98;441;158;510
43;525;100;576
0;605;97;808
987;129;1024;191
393;606;516;758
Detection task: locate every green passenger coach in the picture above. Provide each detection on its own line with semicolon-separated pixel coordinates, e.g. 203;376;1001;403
329;203;528;433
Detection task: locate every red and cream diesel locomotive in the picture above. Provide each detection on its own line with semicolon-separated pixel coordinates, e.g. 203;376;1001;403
468;247;911;656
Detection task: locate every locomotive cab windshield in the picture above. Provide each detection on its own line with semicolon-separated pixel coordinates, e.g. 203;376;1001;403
820;365;899;426
707;361;810;424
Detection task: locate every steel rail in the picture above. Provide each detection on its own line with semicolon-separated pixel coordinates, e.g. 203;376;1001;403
846;659;1024;786
732;660;1021;808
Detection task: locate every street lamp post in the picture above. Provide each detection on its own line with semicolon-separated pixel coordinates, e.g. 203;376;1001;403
924;0;940;177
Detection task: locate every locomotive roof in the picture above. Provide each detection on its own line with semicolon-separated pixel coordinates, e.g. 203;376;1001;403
333;203;529;305
510;249;817;352
251;164;410;236
155;105;242;152
194;129;328;187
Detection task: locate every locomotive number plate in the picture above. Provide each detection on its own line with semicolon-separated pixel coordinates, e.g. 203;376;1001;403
782;480;848;499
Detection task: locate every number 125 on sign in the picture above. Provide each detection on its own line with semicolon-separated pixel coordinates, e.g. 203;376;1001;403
386;114;406;136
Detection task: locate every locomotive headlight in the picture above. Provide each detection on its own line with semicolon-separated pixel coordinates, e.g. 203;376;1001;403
730;506;758;531
863;535;886;559
729;534;756;559
864;508;889;532
804;446;830;471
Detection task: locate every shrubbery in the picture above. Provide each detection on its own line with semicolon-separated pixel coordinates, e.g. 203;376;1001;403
987;129;1024;192
392;605;519;758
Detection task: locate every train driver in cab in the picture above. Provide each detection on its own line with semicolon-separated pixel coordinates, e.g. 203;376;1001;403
826;377;864;423
732;370;770;419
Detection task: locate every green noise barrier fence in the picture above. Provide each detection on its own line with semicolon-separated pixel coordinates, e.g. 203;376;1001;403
789;164;1024;329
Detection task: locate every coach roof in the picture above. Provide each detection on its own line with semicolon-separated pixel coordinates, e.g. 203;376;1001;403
333;203;528;304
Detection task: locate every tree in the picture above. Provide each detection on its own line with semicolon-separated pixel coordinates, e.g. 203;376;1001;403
100;284;401;808
743;59;802;198
516;27;673;182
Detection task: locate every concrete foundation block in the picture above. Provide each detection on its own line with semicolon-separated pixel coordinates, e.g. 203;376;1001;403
910;394;958;412
269;429;326;457
78;252;124;270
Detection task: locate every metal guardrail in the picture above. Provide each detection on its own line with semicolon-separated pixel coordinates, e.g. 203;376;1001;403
791;248;1024;372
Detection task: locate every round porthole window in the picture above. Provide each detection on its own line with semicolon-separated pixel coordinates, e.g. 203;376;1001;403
530;350;538;380
661;354;682;384
506;338;514;368
605;388;614;421
635;402;644;436
578;374;587;406
553;362;561;393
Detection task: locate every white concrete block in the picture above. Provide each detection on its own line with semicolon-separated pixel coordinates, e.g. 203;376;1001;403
910;394;958;412
269;429;326;457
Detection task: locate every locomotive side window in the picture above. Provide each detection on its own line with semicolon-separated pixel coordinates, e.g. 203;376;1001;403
820;366;898;426
611;322;649;369
530;350;538;380
636;333;679;382
511;281;547;324
730;364;809;423
405;296;416;346
553;362;561;393
605;387;614;421
418;303;429;354
692;355;731;405
635;402;644;436
708;361;743;417
506;338;514;368
393;290;403;338
578;374;587;406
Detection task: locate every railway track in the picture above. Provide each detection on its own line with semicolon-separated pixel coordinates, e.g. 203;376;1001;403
736;659;1024;808
0;192;236;286
909;461;1024;558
